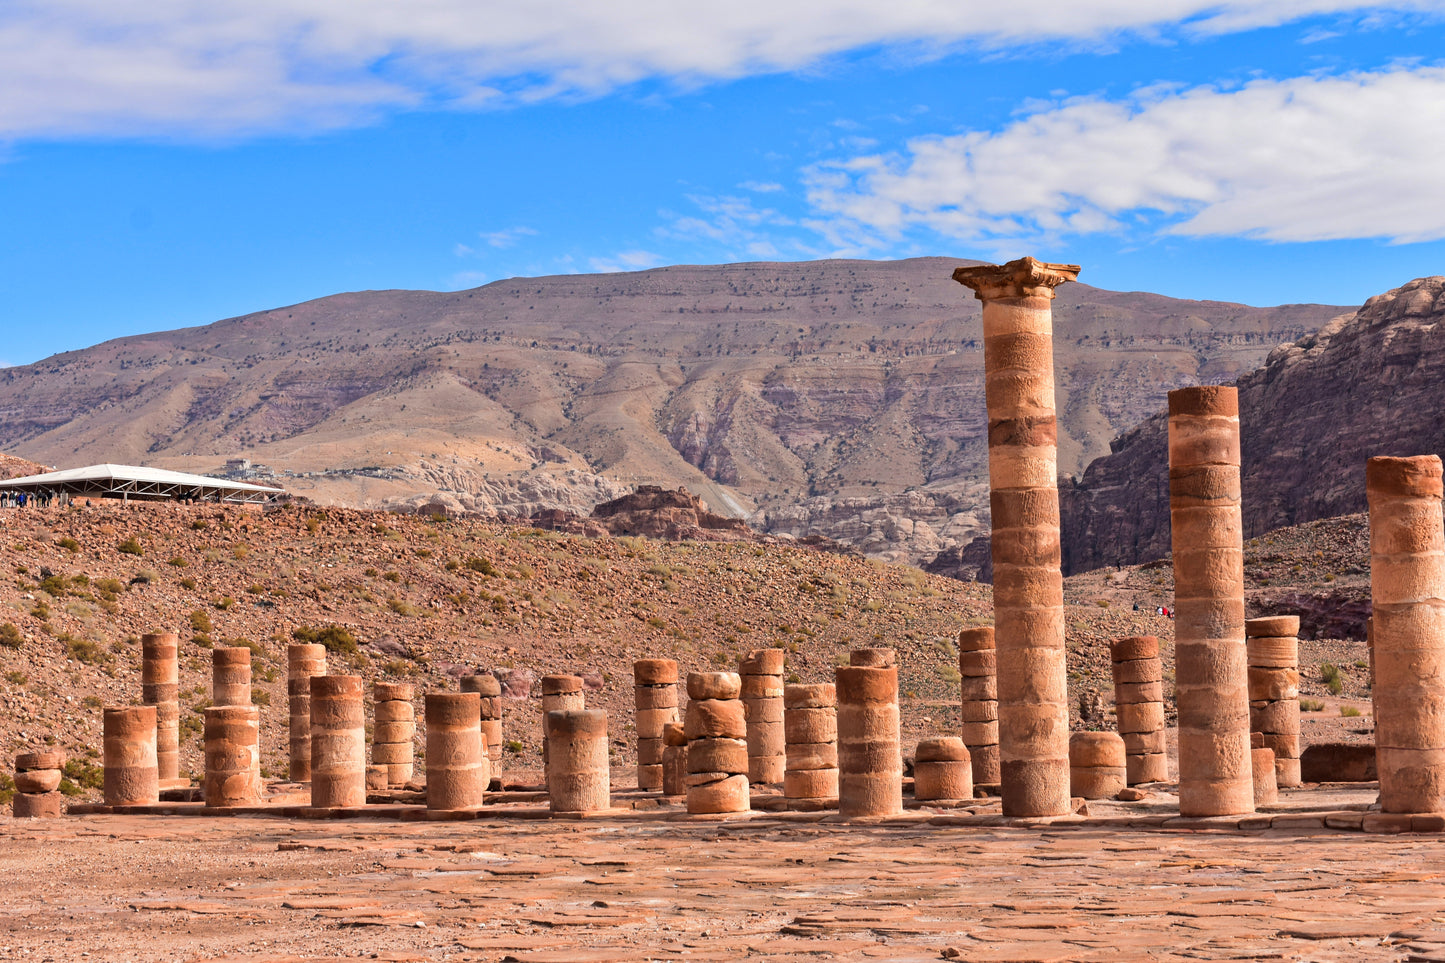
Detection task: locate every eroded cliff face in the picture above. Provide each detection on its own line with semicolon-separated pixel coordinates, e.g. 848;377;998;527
1059;277;1445;574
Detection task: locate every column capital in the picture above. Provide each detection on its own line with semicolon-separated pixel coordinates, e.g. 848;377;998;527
952;256;1081;301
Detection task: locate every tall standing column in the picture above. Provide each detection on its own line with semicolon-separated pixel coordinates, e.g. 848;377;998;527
1368;455;1445;813
287;644;327;781
141;632;180;784
1109;636;1168;784
541;674;585;782
1169;386;1253;817
953;257;1079;818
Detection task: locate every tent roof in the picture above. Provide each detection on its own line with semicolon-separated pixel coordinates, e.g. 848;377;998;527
0;464;284;496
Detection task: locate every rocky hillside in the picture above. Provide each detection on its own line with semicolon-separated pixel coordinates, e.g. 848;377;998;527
0;258;1345;566
0;454;48;480
1059;276;1445;574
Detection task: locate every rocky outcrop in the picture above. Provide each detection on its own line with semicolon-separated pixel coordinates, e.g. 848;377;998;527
534;485;756;543
1059;277;1444;574
753;487;988;565
382;468;626;519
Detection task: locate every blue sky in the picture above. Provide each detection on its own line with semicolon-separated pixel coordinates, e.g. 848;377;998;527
1;1;1443;366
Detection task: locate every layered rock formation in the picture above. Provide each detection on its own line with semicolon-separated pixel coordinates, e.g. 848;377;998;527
1060;277;1443;574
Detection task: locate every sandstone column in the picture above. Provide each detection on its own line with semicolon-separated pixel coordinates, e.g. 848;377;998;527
662;721;687;796
953;257;1079;818
1169;385;1254;817
1109;636;1169;784
836;649;902;818
740;649;786;785
372;682;416;787
461;674;504;776
541;674;585;780
957;626;1001;787
783;682;839;810
13;751;64;818
287;643;327;781
427;692;488;811
684;672;750;814
203;705;261;807
634;659;680;791
310;675;365;808
1246;616;1303;788
914;737;972;801
546;708;610;813
103;705;159;806
1069;731;1126;799
1251;736;1278;807
1368;454;1445;813
141;631;180;784
212;646;251;707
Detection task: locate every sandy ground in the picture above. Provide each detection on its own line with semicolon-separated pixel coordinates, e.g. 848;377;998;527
5;779;1445;963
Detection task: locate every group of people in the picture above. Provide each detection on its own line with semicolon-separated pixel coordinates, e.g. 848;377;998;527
1131;602;1175;618
0;489;64;509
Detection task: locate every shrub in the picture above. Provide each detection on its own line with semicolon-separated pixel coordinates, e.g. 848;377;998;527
168;557;188;568
180;577;197;590
1320;663;1344;696
387;598;422;617
1300;698;1326;712
60;759;104;796
465;556;499;576
191;519;209;530
57;537;80;553
251;690;271;707
214;597;235;610
1340;705;1363;718
4;670;26;684
292;624;359;656
118;536;144;556
191;610;213;633
505;740;525;754
93;578;125;597
0;623;22;649
39;575;66;597
63;635;110;665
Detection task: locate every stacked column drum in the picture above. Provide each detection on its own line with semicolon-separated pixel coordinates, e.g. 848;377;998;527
1245;616;1302;788
203;705;261;807
461;674;504;776
540;674;585;780
141;632;181;785
1109;636;1168;784
739;649;786;785
212;647;251;707
957;626;1000;786
914;737;972;801
662;721;687;796
103;705;159;806
1251;738;1278;806
372;683;416;788
1169;386;1254;817
684;672;750;814
13;751;64;817
310;675;365;808
546;708;609;813
427;692;487;811
836;649;902;818
287;643;327;781
1368;454;1445;813
1069;731;1126;799
783;683;838;809
633;659;680;791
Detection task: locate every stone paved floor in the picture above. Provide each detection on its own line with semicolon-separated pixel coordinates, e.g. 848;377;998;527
5;801;1445;962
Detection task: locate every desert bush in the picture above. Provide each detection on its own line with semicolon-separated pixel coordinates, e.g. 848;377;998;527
62;635;109;666
1340;705;1362;718
179;577;197;590
251;690;271;707
191;519;209;530
387;598;422;617
1320;663;1344;696
0;623;22;649
292;624;359;656
118;536;144;556
1300;698;1326;712
465;556;499;576
936;663;962;686
61;759;103;795
94;577;124;597
191;610;213;633
39;575;66;597
168;557;188;567
4;670;27;684
57;537;80;553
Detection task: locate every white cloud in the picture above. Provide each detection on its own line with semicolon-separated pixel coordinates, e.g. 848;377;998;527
0;1;1440;139
588;249;665;272
479;226;539;248
804;66;1445;246
658;193;825;261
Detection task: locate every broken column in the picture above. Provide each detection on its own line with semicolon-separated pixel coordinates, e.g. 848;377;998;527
836;648;902;818
685;672;750;814
13;751;64;818
783;682;839;809
141;631;180;785
914;737;973;802
957;626;1001;787
546;708;610;813
739;649;786;786
310;675;365;808
633;659;680;791
287;643;327;782
541;674;585;780
103;705;159;807
461;674;504;776
1069;731;1126;799
1169;385;1254;817
372;682;416;788
1245;616;1303;789
1109;636;1169;784
1368;454;1445;813
203;705;261;808
662;721;687;796
426;692;488;811
953;257;1079;818
1251;736;1278;806
212;646;251;707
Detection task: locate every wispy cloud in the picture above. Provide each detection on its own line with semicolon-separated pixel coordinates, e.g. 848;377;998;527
0;2;1440;140
804;65;1445;248
478;226;539;248
588;249;665;273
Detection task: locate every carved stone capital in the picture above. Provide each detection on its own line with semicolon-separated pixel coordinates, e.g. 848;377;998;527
952;257;1081;301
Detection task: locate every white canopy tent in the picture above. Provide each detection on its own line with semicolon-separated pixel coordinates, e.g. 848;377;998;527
0;464;285;505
